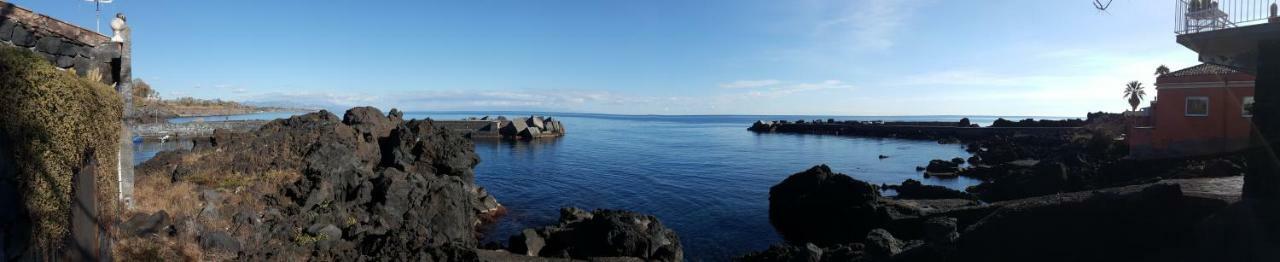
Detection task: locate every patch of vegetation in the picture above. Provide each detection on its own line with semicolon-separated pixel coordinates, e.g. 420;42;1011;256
292;228;328;246
0;45;122;252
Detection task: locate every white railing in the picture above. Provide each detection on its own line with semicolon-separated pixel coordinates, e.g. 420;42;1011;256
1176;0;1278;34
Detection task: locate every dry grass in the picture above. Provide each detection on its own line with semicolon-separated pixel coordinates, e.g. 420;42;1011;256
132;174;200;218
113;235;203;262
117;168;303;260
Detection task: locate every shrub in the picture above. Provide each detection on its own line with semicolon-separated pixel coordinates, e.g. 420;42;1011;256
0;45;122;253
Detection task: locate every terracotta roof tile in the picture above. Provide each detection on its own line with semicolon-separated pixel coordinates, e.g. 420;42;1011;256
1164;63;1244;77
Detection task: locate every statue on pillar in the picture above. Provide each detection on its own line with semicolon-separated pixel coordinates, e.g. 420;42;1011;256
110;13;127;43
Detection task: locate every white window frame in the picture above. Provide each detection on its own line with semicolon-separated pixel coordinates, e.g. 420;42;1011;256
1243;96;1255;118
1185;96;1209;117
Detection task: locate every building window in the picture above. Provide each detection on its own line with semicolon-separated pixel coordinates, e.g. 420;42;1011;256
1243;96;1255;117
1185;96;1209;116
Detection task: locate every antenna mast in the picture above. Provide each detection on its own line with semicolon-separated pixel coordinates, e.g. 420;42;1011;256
86;0;114;33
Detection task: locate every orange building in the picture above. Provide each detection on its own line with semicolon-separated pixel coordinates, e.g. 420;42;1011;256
1128;63;1256;159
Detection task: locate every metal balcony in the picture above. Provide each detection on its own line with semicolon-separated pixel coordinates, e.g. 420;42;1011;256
1176;0;1278;35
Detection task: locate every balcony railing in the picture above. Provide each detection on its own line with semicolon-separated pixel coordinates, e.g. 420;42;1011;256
1175;0;1278;34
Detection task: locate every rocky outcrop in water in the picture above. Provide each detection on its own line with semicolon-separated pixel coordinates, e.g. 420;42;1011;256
883;179;976;200
134;107;504;260
768;165;890;245
507;207;684;261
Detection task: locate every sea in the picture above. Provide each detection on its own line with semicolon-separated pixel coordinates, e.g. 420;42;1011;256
135;111;1073;261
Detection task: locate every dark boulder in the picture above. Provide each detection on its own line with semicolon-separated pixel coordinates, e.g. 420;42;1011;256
507;207;683;261
508;229;546;256
749;120;777;132
884;179;976;200
967;160;1071;201
1204;159;1243;177
921;217;959;244
769;165;889;245
925;159;960;174
120;211;170;237
342;106;401;141
864;229;913;259
199;231;242;253
737;243;866;262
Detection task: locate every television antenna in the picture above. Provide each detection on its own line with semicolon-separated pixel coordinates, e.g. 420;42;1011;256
1093;0;1114;12
85;0;114;33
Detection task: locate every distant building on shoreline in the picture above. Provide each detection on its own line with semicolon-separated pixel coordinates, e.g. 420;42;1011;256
1128;63;1256;159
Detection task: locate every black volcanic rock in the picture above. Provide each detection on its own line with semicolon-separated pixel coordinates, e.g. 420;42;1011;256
737;243;867;262
137;108;499;260
884;179;976;200
769;165;889;245
508;207;683;261
967;160;1071;201
925;160;960;174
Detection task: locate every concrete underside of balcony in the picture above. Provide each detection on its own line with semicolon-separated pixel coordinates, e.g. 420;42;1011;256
1177;21;1280;73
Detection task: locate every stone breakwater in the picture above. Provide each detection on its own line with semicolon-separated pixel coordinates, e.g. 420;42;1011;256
748;119;1078;141
434;115;566;139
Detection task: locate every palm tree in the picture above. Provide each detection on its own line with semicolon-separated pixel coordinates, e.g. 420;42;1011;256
1155;65;1170;76
1124;81;1146;111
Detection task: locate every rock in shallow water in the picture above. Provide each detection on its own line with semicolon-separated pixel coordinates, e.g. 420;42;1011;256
883;179;976;200
508;207;684;262
769;164;888;245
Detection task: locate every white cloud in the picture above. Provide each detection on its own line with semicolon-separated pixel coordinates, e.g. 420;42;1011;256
243;91;380;109
816;0;914;50
894;70;1069;87
240;88;699;114
736;80;855;98
719;79;781;89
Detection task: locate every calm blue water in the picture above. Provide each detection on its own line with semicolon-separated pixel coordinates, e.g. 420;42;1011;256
167;111;310;123
134;111;1072;261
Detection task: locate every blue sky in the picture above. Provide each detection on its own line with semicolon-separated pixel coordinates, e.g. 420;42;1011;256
13;0;1201;116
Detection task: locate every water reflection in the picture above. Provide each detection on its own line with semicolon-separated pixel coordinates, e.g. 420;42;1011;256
133;139;193;166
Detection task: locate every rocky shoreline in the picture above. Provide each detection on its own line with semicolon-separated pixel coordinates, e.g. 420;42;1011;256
119;107;676;261
115;107;1266;261
737;112;1270;261
740;164;1261;261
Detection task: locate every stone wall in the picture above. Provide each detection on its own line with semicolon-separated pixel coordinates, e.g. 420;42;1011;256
0;1;125;85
